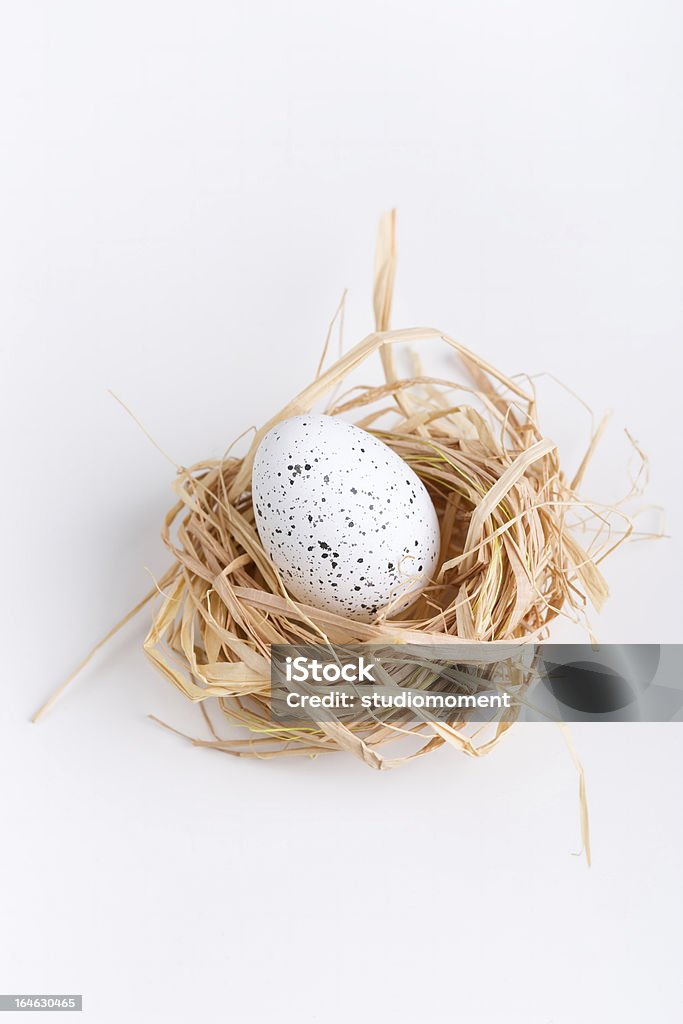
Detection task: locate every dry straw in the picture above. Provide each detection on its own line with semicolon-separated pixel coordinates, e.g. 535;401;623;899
35;212;642;861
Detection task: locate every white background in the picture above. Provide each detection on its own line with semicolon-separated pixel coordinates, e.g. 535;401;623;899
2;1;683;1022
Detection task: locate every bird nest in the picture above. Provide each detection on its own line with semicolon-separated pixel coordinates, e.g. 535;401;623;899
32;212;645;864
134;212;630;780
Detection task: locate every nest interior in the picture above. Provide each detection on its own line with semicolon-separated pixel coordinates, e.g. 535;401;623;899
138;211;629;772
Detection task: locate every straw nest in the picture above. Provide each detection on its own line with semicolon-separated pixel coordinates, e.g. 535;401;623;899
33;209;638;840
126;211;634;776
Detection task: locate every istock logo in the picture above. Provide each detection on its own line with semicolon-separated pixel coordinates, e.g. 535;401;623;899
272;643;683;724
284;655;376;684
539;645;661;714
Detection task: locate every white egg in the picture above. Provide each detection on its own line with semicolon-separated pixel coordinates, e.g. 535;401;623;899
251;414;440;622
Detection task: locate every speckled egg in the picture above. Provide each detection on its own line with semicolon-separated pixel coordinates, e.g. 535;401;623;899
251;414;440;621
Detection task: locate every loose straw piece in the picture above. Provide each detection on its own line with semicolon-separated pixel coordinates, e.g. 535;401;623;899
32;571;175;722
373;208;397;333
559;723;592;866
